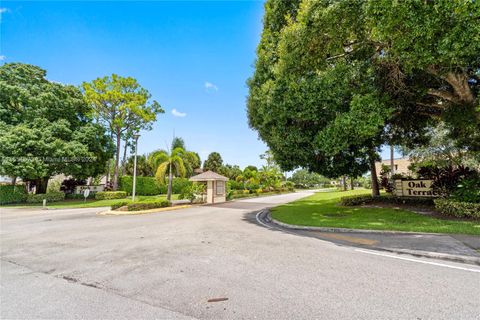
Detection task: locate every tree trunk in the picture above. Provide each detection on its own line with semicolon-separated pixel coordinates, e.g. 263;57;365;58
112;129;121;190
444;71;475;104
35;177;49;194
106;159;111;187
390;145;395;177
369;154;380;197
342;176;347;191
350;176;354;190
426;68;477;120
105;132;114;187
11;176;17;187
167;162;173;201
122;137;129;176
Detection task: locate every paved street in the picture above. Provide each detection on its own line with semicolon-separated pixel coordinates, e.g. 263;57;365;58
1;191;480;319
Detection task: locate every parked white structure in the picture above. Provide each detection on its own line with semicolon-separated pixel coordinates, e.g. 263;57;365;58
189;171;228;204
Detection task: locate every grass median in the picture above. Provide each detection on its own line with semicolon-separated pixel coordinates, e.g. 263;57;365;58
271;190;480;235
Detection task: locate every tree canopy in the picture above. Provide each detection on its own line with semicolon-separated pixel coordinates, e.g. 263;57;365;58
82;74;164;190
0;63;112;193
248;0;479;195
172;137;186;151
203;152;223;172
289;169;330;188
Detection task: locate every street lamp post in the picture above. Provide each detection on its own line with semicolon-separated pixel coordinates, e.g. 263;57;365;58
132;134;140;202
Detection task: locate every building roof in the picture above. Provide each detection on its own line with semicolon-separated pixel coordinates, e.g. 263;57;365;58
378;157;411;163
189;170;228;182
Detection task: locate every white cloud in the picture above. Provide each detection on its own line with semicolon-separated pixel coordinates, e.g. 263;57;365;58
0;55;5;61
171;108;187;117
0;8;8;23
204;81;218;92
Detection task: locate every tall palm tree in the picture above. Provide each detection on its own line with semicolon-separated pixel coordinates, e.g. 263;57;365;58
148;147;186;200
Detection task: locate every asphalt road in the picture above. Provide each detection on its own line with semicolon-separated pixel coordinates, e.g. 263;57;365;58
1;191;480;319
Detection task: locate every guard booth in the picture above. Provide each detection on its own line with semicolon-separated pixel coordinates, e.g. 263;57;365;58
189;171;228;204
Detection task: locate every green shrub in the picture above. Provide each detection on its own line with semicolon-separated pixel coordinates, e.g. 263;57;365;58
388;196;435;206
65;193;96;200
452;176;480;203
340;194;434;206
119;176;191;195
26;192;65;203
434;199;480;219
228;180;244;190
119;176;133;195
172;178;191;193
283;181;295;191
47;179;62;193
0;185;27;205
111;201;130;210
340;194;377;206
179;183;206;203
127;200;170;211
119;176;164;195
95;191;127;200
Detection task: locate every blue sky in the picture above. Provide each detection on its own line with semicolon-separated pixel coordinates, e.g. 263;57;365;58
0;1;395;169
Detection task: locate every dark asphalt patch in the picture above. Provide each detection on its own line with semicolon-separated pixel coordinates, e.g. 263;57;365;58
208;298;229;303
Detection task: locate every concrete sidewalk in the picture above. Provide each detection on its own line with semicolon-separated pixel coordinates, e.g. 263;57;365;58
260;211;480;265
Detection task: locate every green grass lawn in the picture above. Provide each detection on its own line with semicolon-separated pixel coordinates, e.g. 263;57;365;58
271;189;480;235
1;194;179;209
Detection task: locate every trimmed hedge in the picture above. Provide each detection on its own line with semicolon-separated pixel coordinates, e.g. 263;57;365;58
65;193;96;200
111;201;130;210
95;191;127;200
127;201;170;211
119;176;191;195
172;178;191;194
230;190;291;200
26;192;65;203
434;199;480;219
340;194;434;207
340;194;377;206
0;185;28;205
119;176;163;195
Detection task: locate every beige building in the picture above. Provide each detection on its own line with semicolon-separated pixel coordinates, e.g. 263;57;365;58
375;157;412;177
189;171;228;204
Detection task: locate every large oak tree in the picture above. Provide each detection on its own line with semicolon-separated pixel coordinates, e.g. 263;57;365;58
247;0;479;196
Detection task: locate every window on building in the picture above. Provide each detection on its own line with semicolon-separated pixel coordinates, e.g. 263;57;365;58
216;181;225;195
